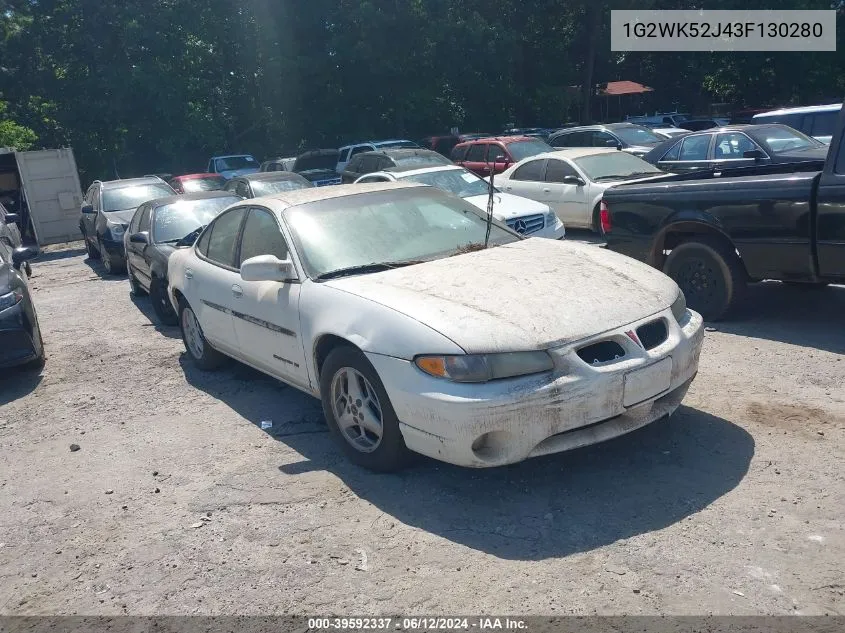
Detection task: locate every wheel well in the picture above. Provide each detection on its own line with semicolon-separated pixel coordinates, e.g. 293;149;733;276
314;334;356;378
172;288;185;306
651;222;741;270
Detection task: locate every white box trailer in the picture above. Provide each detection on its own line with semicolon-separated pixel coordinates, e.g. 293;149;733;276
0;147;84;246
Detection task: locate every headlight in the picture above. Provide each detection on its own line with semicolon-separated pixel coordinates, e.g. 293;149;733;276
0;289;23;311
414;351;554;383
671;290;687;323
544;209;558;226
108;223;126;238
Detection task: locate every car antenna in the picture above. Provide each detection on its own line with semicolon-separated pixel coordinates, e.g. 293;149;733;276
484;161;495;247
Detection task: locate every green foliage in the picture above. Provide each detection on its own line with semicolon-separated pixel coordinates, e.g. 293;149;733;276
0;0;842;179
0;100;37;150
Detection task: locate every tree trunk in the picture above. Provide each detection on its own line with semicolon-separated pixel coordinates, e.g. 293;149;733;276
580;4;602;124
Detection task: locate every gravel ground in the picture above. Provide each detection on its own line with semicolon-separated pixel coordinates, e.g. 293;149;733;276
0;240;843;616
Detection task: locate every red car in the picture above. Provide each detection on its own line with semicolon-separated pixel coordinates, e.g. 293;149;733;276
168;173;227;194
450;136;553;177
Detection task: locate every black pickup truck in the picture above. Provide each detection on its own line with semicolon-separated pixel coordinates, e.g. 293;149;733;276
602;102;845;320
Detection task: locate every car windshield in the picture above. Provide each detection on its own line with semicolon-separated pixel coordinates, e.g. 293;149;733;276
613;126;663;146
755;126;824;153
181;176;226;193
153;197;238;243
402;168;489;198
216;156;257;170
574;152;664;181
102;184;175;212
377;141;419;149
507;139;554;161
251;177;312;196
392;153;453;168
283;188;518;279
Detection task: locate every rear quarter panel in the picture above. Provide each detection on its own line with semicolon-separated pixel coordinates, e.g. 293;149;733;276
603;172;819;280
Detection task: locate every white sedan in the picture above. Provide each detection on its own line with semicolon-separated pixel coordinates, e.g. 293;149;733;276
493;148;666;232
355;165;565;239
167;182;704;471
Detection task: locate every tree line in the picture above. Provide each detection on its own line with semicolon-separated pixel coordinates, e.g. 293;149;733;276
0;0;842;182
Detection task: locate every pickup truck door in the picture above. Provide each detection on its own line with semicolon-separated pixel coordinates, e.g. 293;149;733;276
815;131;845;279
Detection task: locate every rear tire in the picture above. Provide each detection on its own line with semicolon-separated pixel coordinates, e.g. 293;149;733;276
128;264;148;296
320;346;410;472
591;203;602;234
663;237;747;321
151;277;178;326
178;297;225;370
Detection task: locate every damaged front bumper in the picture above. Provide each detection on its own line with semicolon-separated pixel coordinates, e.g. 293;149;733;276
367;307;704;468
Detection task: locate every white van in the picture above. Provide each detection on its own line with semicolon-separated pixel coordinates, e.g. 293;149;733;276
753;104;841;144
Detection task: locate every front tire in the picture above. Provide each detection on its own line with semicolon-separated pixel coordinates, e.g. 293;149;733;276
663;237;747;321
151;277;178;326
178;297;225;370
320;346;410;472
98;237;120;275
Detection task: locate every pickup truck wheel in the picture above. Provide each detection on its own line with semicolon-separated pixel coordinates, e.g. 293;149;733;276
663;238;746;321
320;346;410;472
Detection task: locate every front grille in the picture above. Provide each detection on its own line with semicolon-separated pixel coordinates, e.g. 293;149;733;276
506;213;545;235
636;319;668;350
577;340;626;365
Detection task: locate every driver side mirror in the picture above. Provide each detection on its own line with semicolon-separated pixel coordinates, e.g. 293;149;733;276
562;175;586;186
12;246;39;268
743;149;765;160
129;231;149;244
81;204;95;214
240;255;298;283
3;213;19;225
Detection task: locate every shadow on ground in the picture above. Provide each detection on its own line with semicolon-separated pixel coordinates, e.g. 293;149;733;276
180;356;754;560
31;246;88;264
130;293;181;339
721;281;845;354
82;257;127;282
0;365;44;405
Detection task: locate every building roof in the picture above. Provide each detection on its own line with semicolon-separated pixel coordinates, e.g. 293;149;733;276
599;81;654;96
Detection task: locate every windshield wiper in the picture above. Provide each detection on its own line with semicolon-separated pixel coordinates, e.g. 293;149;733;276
174;226;205;247
316;260;423;281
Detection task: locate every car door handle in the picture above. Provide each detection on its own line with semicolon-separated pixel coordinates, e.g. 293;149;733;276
185;269;193;279
543;188;551;193
231;284;243;298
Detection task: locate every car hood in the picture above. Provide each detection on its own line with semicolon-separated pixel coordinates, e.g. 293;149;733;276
324;239;678;353
298;169;341;182
294;152;340;172
462;192;549;220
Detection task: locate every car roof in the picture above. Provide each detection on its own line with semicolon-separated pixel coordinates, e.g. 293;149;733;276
456;135;539;146
257;181;426;210
239;171;308;182
172;173;221;181
211;154;255;159
533;148;622;160
148;191;239;208
355;148;443;160
376;165;463;179
553;122;641;134
754;103;841;117
100;176;168;190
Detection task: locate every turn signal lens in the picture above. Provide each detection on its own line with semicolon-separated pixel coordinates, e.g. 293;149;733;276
414;352;554;383
415;356;447;378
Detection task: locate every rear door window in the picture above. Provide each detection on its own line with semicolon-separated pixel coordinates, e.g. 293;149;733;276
679;135;712;160
465;144;487;162
350;145;372;157
487;144;508;162
451;145;469;162
590;131;618;148
661;140;682;161
204;207;246;269
511;159;546;182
